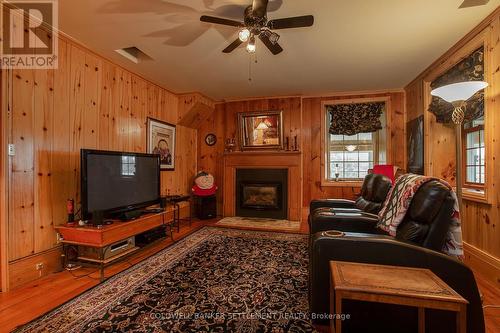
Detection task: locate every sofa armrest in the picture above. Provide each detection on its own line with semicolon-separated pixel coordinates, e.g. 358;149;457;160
310;209;380;234
309;199;357;213
309;232;484;333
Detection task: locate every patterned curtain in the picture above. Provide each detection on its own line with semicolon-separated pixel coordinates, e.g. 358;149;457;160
428;46;485;123
327;102;384;136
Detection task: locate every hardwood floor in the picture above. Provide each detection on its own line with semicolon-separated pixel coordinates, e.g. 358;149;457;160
0;218;498;333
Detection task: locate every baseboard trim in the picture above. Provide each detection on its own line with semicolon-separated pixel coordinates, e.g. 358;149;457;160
8;246;63;290
463;242;500;286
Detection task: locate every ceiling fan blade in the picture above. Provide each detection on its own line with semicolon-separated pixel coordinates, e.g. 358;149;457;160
258;34;283;55
222;39;244;53
267;15;314;30
459;0;489;8
200;15;243;27
251;0;269;17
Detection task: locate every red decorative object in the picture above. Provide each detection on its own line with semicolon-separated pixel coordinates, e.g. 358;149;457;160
373;164;397;184
192;171;217;197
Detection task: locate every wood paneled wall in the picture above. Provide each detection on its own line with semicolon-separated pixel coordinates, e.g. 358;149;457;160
3;34;198;287
197;92;406;220
405;8;500;283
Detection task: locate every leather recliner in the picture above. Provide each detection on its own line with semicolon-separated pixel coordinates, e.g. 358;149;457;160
310;180;455;251
308;180;484;333
309;173;392;215
308;173;392;233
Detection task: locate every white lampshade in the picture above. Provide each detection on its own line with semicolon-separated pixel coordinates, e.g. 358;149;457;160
256;121;268;130
430;81;488;103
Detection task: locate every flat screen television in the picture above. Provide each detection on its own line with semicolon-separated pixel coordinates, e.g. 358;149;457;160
81;149;160;219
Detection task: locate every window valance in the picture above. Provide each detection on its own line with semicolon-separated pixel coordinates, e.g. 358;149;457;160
327;102;384;136
428;47;485;123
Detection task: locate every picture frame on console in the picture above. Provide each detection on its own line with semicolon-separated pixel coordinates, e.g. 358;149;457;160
238;110;284;151
147;117;176;170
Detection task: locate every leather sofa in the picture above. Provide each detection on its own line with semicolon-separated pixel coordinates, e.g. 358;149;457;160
308;180;484;333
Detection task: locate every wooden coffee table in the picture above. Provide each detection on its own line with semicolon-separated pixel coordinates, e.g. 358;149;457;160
329;261;468;333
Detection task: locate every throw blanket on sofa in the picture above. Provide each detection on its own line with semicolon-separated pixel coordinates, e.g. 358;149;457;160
377;174;463;258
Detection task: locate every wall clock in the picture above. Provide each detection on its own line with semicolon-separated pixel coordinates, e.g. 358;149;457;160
205;133;217;146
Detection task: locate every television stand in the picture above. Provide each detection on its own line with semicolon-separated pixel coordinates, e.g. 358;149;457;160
55;211;173;281
117;209;143;221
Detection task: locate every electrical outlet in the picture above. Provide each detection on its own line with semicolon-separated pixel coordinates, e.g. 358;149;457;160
35;263;44;271
8;144;15;156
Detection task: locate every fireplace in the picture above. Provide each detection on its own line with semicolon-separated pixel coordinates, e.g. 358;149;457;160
236;169;288;219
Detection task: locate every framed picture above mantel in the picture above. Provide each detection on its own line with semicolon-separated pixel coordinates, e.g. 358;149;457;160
147;117;176;171
238;110;284;151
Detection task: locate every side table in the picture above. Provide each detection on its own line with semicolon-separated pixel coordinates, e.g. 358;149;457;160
329;261;468;333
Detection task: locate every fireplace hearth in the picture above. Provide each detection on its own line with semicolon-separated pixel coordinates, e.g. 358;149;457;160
236;169;288;219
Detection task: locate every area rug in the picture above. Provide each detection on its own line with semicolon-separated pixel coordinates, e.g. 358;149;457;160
16;227;316;333
216;217;301;232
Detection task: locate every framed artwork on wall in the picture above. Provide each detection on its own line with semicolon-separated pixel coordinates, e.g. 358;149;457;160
238;110;283;150
147;117;176;171
406;115;424;175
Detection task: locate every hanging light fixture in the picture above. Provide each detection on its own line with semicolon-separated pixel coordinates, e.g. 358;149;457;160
430;80;488;207
246;35;256;53
345;145;357;152
238;28;250;42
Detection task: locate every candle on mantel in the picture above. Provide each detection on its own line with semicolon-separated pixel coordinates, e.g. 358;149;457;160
293;135;298;151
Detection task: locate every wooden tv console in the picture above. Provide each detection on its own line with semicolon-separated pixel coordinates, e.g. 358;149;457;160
55;210;174;281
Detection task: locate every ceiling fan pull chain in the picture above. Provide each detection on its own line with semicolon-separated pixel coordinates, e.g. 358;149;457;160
248;55;252;82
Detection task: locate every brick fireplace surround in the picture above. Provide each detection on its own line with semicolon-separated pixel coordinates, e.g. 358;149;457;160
222;151;302;221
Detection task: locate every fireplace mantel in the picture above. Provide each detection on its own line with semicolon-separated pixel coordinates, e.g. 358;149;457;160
223;151;302;221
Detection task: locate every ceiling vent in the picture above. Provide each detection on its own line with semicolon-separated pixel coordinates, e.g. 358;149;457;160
115;46;151;64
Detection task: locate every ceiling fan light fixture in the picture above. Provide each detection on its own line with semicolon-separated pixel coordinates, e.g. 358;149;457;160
246;35;256;53
238;28;251;42
263;30;280;44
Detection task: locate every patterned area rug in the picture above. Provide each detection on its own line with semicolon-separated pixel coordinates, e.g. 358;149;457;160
216;217;301;232
17;227;316;333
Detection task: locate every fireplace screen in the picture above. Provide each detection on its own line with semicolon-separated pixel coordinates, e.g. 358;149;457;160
241;183;280;209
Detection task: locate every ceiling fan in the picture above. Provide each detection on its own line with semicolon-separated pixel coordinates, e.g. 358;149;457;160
459;0;490;8
200;0;314;55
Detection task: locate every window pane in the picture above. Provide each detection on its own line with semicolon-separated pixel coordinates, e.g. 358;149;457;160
331;152;343;161
345;152;358;161
466;166;479;183
464;126;485;185
344;134;358;142
359;162;371;173
344;172;358;179
326;127;377;180
466;131;480;148
331;134;343;142
358;132;372;141
358;151;373;162
466;148;480;166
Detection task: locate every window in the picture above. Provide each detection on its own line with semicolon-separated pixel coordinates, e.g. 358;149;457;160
121;155;136;176
327;133;377;180
463;117;485;186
